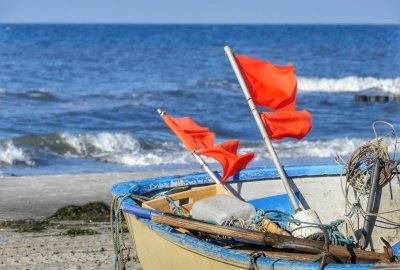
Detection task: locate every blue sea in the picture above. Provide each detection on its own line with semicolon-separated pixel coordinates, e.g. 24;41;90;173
0;24;399;176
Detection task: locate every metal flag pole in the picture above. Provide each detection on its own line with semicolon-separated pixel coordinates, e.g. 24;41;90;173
157;109;223;186
224;46;301;212
157;109;294;236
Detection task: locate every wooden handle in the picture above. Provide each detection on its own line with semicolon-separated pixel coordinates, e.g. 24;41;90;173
152;214;391;262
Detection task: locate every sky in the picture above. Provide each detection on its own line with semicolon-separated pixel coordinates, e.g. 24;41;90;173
0;0;399;24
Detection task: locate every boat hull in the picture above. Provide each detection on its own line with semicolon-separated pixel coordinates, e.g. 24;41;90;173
112;165;400;269
126;214;250;269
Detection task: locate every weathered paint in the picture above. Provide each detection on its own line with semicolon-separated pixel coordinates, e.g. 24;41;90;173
126;213;380;269
111;164;343;196
113;164;399;270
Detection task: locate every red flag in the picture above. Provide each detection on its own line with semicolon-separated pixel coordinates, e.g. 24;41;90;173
199;140;255;183
234;54;297;111
259;110;312;140
233;52;312;140
162;114;214;152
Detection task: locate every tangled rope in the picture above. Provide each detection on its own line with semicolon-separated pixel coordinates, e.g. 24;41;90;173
257;210;355;247
161;193;190;217
223;216;259;231
339;121;400;246
111;185;192;270
111;184;141;270
346;139;394;195
223;209;354;247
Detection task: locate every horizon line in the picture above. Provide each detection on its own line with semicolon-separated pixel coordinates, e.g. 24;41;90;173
1;22;400;26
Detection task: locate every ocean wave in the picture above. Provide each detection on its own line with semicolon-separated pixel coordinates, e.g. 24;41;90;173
199;79;238;89
271;138;367;159
59;132;193;166
198;77;400;95
60;134;396;166
17;89;57;101
241;137;399;163
0;88;58;102
4;132;193;167
0;141;34;166
298;76;400;94
3;132;398;168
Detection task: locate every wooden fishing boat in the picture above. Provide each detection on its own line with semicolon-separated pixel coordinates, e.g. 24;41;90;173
111;46;399;269
111;164;400;270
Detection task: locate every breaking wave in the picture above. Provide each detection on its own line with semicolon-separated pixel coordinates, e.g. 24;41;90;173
248;138;367;160
297;76;400;94
200;77;400;95
3;132;398;169
243;137;399;163
58;132;192;166
1;132;192;167
0;141;34;166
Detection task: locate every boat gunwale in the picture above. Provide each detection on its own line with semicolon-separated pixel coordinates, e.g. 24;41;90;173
112;164;400;269
111;164;344;197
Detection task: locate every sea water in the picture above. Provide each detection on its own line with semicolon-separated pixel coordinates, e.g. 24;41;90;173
0;24;399;176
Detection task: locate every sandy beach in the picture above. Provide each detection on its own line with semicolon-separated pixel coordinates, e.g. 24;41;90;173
0;169;193;270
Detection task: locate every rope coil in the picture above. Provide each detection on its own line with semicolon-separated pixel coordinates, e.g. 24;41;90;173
346;139;394;195
340;121;400;247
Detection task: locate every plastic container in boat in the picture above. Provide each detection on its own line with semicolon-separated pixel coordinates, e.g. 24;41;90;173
191;194;256;225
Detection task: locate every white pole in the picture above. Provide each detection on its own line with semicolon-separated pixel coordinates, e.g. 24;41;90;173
157;109;222;186
224;46;301;212
192;151;223;185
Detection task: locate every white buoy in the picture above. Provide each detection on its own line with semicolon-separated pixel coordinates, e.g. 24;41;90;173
289;209;323;238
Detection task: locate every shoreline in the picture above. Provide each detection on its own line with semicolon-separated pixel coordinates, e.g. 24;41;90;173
0;169;196;270
1;221;140;270
0;169;194;221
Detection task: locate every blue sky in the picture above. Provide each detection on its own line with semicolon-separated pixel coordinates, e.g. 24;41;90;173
0;0;399;24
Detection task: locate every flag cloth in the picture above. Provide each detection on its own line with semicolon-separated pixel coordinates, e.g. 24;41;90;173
162;114;214;152
259;110;312;140
234;54;297;111
199;140;255;183
233;52;312;140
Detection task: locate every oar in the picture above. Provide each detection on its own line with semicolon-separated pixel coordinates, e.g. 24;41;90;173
123;204;394;263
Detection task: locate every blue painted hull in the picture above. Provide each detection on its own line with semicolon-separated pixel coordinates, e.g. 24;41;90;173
112;165;400;269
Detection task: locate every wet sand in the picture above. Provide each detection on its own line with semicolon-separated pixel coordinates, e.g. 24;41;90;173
0;169;193;270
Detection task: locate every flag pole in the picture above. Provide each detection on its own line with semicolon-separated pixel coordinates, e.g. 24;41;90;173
157;109;292;235
224;46;301;212
157;109;223;186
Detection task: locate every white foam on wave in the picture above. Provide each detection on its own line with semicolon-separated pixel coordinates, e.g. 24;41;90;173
0;141;34;166
60;132;193;166
298;76;400;94
203;79;238;89
240;138;376;161
57;133;400;168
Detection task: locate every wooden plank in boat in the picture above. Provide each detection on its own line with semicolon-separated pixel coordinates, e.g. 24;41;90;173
142;184;231;213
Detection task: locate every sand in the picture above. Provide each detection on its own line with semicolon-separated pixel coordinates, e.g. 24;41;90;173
0;169;193;270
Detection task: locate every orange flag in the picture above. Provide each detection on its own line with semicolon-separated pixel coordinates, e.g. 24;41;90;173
234;54;297;111
199;140;255;183
162;114;214;152
259;110;312;140
234;52;312;140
